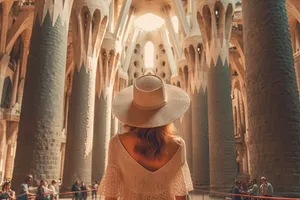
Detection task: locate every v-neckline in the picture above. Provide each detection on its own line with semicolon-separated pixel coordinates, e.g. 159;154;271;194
116;134;181;174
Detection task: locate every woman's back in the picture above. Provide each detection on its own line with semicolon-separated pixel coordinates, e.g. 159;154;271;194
119;132;180;172
100;75;193;199
99;134;193;200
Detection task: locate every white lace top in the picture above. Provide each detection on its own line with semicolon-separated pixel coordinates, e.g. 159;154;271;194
98;134;193;200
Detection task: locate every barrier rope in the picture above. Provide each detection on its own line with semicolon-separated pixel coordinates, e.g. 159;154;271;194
196;189;300;200
12;188;300;200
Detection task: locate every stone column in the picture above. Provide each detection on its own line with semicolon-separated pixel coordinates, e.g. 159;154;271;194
12;2;73;188
0;121;7;181
59;143;66;179
197;1;237;192
92;34;120;181
163;7;182;59
191;87;209;190
63;61;97;187
170;0;190;36
4;122;18;180
177;59;193;173
207;55;236;192
243;0;300;195
62;2;109;189
114;0;132;38
4;142;15;180
182;106;193;173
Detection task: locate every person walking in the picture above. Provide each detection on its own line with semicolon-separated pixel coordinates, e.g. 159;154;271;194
98;75;193;199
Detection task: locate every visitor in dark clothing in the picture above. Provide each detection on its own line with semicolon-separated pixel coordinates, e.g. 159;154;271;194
71;181;81;200
80;181;88;200
232;181;242;200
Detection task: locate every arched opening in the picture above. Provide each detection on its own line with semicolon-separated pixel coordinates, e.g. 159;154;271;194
203;6;212;45
184;66;189;89
214;2;225;41
144;41;154;69
81;7;91;32
189;45;196;72
91;9;101;47
197;44;202;63
225;3;233;40
1;77;12;108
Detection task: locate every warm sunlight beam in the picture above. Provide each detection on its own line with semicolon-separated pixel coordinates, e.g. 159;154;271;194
135;13;165;31
144;41;154;69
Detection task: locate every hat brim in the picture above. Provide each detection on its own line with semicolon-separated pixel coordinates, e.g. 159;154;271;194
112;84;190;128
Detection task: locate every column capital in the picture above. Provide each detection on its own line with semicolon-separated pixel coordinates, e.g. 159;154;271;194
97;33;121;98
35;0;74;27
71;1;109;71
196;0;235;67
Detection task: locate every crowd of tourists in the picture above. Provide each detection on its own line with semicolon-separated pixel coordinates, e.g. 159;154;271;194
232;177;274;200
71;180;99;200
0;175;60;200
0;175;99;200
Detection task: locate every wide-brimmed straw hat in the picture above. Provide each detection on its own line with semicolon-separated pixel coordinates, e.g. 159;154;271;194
112;75;190;128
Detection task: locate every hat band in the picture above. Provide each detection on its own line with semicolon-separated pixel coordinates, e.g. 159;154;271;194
133;99;167;110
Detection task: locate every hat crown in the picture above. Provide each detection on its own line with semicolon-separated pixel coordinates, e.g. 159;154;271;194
133;75;167;109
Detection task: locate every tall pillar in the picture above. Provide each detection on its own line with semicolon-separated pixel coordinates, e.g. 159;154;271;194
62;2;108;189
4;142;15;180
12;2;72;188
243;0;300;195
114;0;132;38
170;0;190;36
177;59;193;173
197;1;237;192
0;121;7;181
92;34;120;181
182;106;193;173
4;122;18;180
163;7;182;59
191;87;209;190
190;43;210;189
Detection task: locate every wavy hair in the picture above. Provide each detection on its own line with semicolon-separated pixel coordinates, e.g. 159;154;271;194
124;123;178;159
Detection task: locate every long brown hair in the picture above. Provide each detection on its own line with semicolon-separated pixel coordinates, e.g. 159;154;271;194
124;123;177;159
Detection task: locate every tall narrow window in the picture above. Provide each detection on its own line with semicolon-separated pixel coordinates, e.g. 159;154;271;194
144;41;154;69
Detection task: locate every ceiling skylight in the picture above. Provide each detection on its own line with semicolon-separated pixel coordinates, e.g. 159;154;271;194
135;13;165;31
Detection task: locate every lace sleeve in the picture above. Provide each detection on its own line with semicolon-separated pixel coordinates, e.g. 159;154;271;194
170;139;194;196
98;137;121;198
